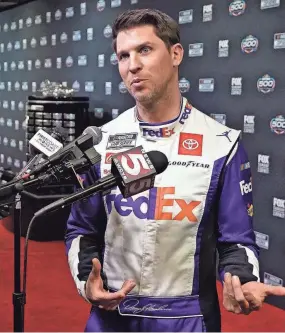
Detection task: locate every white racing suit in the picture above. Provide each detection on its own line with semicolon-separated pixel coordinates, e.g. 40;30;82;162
65;97;259;332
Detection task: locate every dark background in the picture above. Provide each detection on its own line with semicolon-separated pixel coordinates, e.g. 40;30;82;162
0;0;284;309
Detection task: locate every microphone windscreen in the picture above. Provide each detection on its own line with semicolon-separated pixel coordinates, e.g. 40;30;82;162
83;126;103;145
147;151;168;175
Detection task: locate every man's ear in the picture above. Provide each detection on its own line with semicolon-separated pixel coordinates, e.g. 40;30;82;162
172;43;184;67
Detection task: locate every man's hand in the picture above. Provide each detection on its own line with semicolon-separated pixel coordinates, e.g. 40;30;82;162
85;258;136;311
223;272;285;315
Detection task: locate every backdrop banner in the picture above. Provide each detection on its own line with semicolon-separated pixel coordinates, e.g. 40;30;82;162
0;0;284;309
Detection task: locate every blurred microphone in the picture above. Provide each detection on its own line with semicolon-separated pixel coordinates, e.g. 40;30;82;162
28;126;102;177
0;156;94;199
0;126;103;198
17;127;68;180
0;167;16;184
34;146;168;217
28;126;67;159
19;156;99;191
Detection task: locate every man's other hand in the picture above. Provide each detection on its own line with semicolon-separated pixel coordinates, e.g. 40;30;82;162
223;272;285;315
85;258;136;311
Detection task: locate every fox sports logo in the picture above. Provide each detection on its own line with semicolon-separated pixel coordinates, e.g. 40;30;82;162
270;115;285;135
241;35;258;53
257;75;275;94
229;0;246;16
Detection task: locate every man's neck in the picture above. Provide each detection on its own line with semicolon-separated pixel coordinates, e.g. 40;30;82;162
136;87;182;123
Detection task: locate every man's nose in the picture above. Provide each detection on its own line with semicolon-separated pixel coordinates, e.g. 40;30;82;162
129;54;142;73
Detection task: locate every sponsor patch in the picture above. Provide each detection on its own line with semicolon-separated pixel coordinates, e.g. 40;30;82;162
106;133;137;150
178;133;203;156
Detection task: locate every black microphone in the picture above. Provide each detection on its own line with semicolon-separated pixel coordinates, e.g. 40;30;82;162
28;126;67;158
17;126;68;180
28;126;102;177
0;167;16;183
0;156;97;199
34;147;168;217
0;127;102;198
0;127;68;192
19;156;99;191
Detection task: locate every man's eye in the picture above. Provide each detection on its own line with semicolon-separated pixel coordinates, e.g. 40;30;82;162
119;54;129;61
140;46;151;53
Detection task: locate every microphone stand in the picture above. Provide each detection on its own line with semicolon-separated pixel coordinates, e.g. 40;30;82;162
0;182;26;332
12;191;25;333
0;180;67;332
0;157;96;330
1;135;100;331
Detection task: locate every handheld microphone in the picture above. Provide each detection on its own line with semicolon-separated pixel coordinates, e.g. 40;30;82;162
19;156;99;191
0;127;102;198
0;156;98;199
28;126;102;177
0;126;101;198
34;146;168;217
28;127;65;161
110;145;167;198
28;126;67;158
0;127;68;187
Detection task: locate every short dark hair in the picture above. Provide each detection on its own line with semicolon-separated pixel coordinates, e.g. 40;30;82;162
112;8;180;52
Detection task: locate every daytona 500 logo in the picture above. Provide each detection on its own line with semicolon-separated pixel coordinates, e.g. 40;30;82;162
257;74;275;94
241;35;259;53
229;0;246;16
270;115;285;135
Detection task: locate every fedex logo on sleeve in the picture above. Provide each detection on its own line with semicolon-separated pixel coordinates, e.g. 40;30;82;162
239;178;252;195
105;187;201;223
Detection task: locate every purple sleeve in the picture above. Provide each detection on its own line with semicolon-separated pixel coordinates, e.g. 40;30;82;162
217;141;260;285
64;164;108;300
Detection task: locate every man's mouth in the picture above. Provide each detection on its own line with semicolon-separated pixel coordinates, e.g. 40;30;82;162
131;78;146;85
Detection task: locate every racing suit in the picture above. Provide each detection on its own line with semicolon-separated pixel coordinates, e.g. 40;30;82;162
65;97;259;332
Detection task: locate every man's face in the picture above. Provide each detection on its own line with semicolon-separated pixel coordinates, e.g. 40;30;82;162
116;25;182;104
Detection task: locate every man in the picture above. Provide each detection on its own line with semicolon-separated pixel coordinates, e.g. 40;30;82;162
65;8;285;332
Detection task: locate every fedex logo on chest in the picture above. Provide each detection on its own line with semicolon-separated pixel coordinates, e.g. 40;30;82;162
105;187;202;223
142;127;175;138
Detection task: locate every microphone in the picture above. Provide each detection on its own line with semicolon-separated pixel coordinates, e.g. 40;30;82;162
0;127;68;191
0;126;102;198
28;126;102;177
34;146;168;217
0;156;97;199
0;127;102;198
28;126;67;158
0;167;16;184
28;127;65;158
110;146;168;198
18;156;98;191
18;127;68;179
